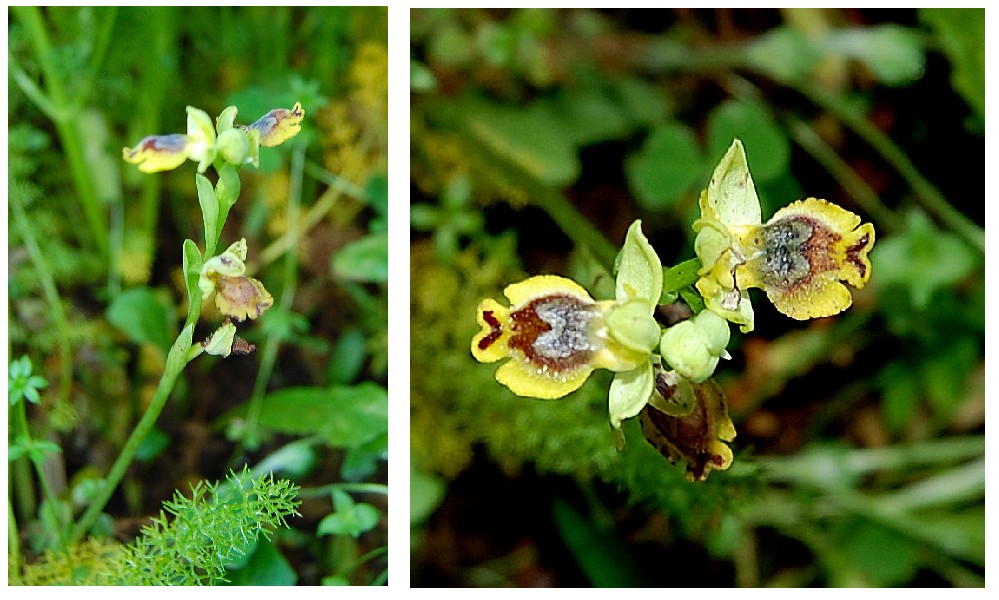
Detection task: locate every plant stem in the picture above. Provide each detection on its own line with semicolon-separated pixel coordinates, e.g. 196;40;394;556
784;115;899;232
11;6;109;256
70;325;194;543
299;483;389;499
627;32;984;252
8;503;22;579
795;84;984;252
9;195;74;409
756;435;984;483
459;128;620;270
13;401;69;549
243;144;306;448
259;163;353;267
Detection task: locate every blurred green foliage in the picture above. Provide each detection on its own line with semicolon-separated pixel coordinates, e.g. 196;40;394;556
411;8;983;587
9;6;387;585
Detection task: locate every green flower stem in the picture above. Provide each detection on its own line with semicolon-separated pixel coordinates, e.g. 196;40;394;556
136;9;177;260
8;503;22;578
336;545;389;581
468;136;619;270
243;144;306;448
13;399;69;549
70;325;195;543
10;452;36;524
755;435;984;484
630;35;983;252
10;195;73;408
259;160;354;266
784;114;899;232
11;6;111;256
795;84;984;253
500;168;619;273
427;103;620;271
298;483;390;499
662;258;702;297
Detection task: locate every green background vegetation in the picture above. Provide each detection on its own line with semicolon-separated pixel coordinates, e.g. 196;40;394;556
410;8;984;587
9;6;387;585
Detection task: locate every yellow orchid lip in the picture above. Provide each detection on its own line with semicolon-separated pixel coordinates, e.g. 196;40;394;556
122;134;194;173
243;102;305;147
214;275;274;322
738;198;876;320
472;275;602;400
640;377;736;482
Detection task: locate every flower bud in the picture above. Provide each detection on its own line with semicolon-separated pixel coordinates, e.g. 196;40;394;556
659;310;731;382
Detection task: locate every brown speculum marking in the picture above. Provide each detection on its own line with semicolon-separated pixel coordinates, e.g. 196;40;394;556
507;294;595;372
478;310;503;351
845;232;871;280
762;216;840;291
640;380;729;481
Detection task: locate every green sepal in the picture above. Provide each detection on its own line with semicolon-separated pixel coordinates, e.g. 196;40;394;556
615;219;663;304
704;138;762;226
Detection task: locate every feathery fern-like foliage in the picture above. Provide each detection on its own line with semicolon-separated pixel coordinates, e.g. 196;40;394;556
11;469;301;585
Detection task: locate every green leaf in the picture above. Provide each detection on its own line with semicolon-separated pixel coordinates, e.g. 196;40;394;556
236;383;388;449
182;239;203;313
921;336;979;422
251;439;317;479
166;324;195;375
871;210;978;309
914;508;984;565
410;58;437;92
626;122;704;210
828;517;920;586
457;97;580;186
364;172;388;218
8;445;27;462
216;162;241;210
879;360;920;434
106;287;175;352
8;355;48;406
196;174;220;253
333;232;388;282
746;27;822;82
327;327;368;385
548;79;633;147
830;25;925;87
551;499;649;587
319;489;381;538
920;8;985;123
135;428;170;462
225;537;298;586
26;439;63;465
707;101;790;183
411;461;446;526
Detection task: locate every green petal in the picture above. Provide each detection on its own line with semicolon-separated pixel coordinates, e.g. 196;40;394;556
216;106;239;133
604;299;661;354
608;361;654;433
